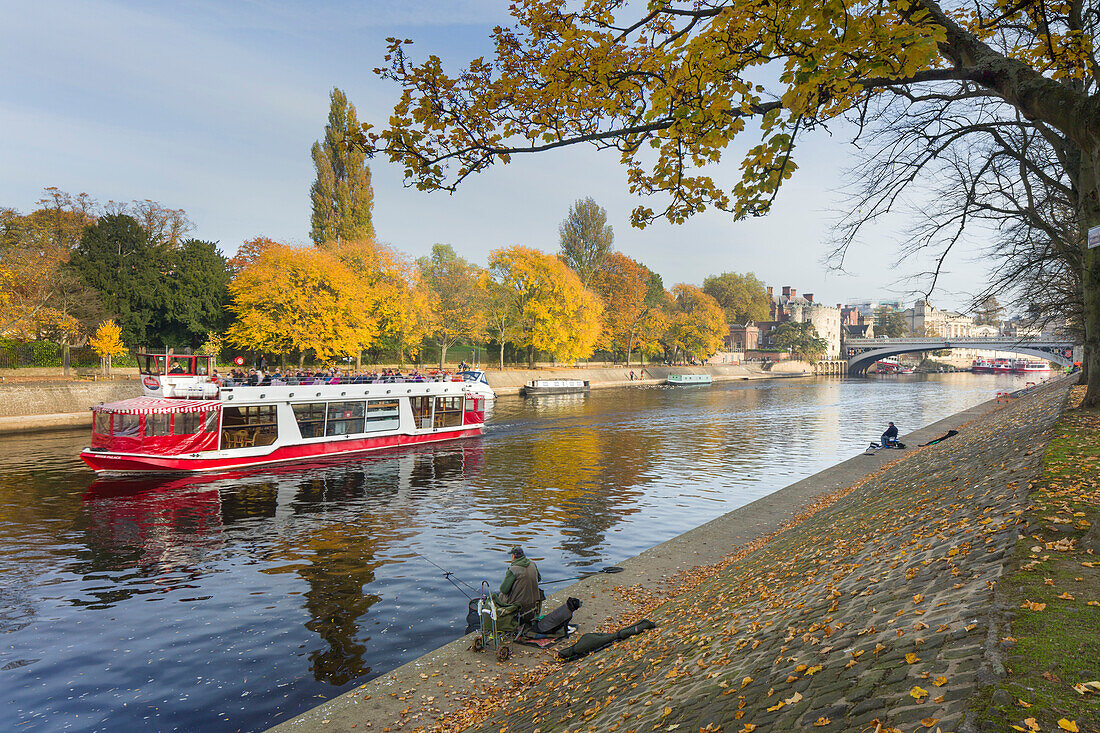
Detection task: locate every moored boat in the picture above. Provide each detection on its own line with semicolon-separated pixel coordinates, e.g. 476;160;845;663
520;379;590;396
80;353;495;474
1013;360;1051;374
874;359;914;375
990;359;1015;374
970;359;994;373
666;373;713;386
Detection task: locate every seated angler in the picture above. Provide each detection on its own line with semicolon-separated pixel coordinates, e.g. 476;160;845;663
491;546;542;629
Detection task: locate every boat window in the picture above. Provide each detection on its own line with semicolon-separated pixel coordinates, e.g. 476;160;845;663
293;402;327;438
326;401;365;436
146;413;171;437
93;412;111;435
465;396;485;413
140;355;166;376
168;357;193;375
114;414;140;437
195;357;211;376
410;396;433;429
174;412;203;435
434;396;464;428
221;405;278;448
365;399;400;432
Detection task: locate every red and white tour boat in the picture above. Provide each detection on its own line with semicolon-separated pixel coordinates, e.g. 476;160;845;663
81;353;496;474
1013;360;1051;374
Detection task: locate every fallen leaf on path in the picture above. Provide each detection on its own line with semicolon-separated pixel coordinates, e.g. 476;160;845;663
1057;720;1079;732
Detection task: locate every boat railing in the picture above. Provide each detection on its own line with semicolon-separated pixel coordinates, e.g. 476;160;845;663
218;374;456;388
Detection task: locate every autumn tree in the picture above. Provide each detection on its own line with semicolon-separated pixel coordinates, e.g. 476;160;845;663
488;245;603;366
558;197;614;286
360;0;1100;405
228;236;279;274
311;88;375;246
226;244;378;364
89;319;127;375
417;243;486;367
664;284;727;361
702;272;772;325
0;190;102;340
770;321;829;360
590;252;667;366
324;238;439;366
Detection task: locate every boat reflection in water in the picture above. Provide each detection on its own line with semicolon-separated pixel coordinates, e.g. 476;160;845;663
79;443;484;687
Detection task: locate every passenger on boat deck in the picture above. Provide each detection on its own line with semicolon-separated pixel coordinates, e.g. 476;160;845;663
169;363;185;374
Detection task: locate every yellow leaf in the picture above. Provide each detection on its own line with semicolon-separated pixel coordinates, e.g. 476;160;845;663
814;717;831;726
910;686;929;700
766;701;785;711
806;665;823;675
660;707;671;718
1057;720;1078;732
933;676;948;687
920;719;939;728
741;725;757;733
906;653;920;664
783;691;803;705
741;676;753;688
1024;718;1040;732
1018;699;1032;707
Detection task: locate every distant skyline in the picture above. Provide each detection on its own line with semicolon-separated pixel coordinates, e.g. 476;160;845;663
2;0;1000;312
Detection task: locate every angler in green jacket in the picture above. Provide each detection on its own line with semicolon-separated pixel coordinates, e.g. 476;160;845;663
493;546;541;615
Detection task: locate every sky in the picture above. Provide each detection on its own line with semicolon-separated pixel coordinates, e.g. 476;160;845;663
1;0;999;312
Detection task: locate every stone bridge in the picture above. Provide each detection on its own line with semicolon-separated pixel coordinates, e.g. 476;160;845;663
843;337;1078;375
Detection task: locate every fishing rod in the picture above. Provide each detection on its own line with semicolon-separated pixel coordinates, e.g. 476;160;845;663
540;566;625;584
408;549;480;599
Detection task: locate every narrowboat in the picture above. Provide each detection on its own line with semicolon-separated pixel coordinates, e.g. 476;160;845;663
80;353;495;474
520;379;590;396
666;373;713;386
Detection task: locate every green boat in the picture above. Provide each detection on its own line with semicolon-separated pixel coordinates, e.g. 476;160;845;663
666;373;712;386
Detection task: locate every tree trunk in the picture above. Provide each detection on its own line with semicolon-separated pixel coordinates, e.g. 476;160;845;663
298;351;305;369
356;350;362;370
498;338;505;371
440;342;448;369
1079;147;1100;407
626;332;635;368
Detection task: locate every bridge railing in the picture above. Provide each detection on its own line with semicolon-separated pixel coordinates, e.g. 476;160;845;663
844;337;1074;346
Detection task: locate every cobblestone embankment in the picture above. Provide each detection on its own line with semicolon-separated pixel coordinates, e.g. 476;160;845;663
270;380;1074;733
459;380;1072;733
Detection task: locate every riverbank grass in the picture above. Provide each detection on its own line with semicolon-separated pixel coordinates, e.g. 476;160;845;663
974;386;1100;732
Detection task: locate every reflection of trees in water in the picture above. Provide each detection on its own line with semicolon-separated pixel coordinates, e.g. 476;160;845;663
478;422;659;560
70;444;483;681
260;447;481;685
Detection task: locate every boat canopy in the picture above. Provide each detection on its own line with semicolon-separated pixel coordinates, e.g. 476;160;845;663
92;397;222;415
90;398;222;456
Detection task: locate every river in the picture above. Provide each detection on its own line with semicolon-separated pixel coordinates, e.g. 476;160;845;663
0;372;1033;731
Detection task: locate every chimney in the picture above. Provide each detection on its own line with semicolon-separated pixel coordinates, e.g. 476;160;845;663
767;286;773;296
781;286;791;298
790;287;797;299
804;293;813;303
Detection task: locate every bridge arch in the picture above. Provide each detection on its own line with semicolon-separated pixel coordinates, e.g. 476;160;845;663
843;338;1076;375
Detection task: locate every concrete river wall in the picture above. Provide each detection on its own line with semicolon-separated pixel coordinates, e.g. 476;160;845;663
0;380;138;434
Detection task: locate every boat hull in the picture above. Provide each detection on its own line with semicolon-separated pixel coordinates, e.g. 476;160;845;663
80;426;483;474
520;386;590;396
